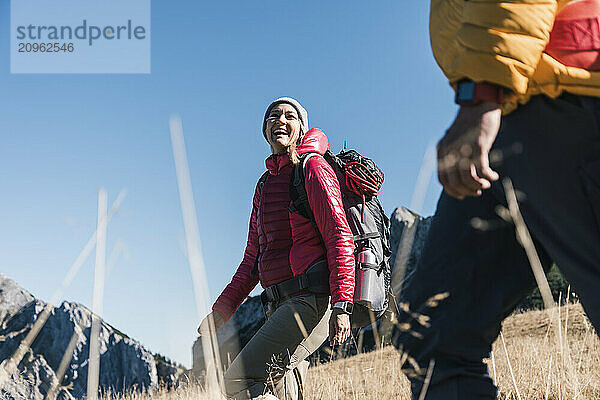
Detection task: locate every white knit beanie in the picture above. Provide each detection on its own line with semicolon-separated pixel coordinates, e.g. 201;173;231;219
262;97;309;142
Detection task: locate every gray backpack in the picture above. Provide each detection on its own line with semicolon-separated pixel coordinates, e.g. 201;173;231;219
289;149;392;328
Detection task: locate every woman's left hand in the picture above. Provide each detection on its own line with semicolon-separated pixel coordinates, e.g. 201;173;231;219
197;310;225;335
328;309;351;346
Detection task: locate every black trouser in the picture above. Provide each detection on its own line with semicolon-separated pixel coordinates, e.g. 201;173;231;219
392;94;600;399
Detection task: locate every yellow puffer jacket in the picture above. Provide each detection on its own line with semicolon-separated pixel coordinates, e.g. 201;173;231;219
430;0;600;113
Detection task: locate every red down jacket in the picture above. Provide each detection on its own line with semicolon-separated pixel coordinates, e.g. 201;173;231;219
212;128;355;321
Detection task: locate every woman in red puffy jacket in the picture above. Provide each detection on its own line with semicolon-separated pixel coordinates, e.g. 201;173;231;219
198;97;355;400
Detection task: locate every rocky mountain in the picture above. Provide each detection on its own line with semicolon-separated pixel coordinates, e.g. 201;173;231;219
192;206;433;373
388;206;433;298
0;274;34;326
0;274;184;400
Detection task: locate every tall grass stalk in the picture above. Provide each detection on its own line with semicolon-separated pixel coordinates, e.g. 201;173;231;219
169;116;223;397
87;189;109;400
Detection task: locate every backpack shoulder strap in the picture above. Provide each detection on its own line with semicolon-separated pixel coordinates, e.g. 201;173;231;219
290;153;321;221
258;171;269;193
251;171;269;277
290;153;331;253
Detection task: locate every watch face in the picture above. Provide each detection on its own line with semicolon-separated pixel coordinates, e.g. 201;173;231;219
456;81;476;103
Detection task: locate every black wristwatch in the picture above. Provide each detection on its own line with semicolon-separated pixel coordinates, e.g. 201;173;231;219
333;301;354;314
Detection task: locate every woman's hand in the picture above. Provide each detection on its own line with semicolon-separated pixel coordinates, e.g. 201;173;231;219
328;309;351;346
197;310;225;335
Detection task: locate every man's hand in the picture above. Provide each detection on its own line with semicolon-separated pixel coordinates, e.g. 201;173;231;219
197;310;225;335
328;308;351;346
437;102;502;199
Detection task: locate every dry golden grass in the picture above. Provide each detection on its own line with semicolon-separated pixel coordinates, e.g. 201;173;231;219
106;303;599;400
489;303;600;400
304;346;411;400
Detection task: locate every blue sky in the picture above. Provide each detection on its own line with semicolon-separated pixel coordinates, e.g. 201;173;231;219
0;1;457;367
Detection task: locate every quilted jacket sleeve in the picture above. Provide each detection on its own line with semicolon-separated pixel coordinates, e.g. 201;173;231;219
430;0;558;94
212;182;261;321
304;156;355;305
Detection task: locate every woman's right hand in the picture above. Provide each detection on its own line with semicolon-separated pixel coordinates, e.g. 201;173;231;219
197;310;225;335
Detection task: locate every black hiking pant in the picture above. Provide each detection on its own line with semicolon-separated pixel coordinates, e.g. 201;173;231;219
392;94;600;399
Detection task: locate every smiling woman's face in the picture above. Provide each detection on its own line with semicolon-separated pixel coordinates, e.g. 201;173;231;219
265;103;301;154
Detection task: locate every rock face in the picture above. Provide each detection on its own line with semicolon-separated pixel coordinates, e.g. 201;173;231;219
155;360;183;389
192;206;433;372
0;350;75;400
388;206;433;300
0;275;183;399
0;273;34;326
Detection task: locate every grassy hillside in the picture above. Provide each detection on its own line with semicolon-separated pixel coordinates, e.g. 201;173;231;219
104;303;599;400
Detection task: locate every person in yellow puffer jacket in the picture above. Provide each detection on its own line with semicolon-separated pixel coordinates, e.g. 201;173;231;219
431;0;600;113
391;1;600;399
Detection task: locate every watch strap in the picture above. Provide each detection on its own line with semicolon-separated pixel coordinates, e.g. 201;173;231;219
333;301;354;314
455;80;504;106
